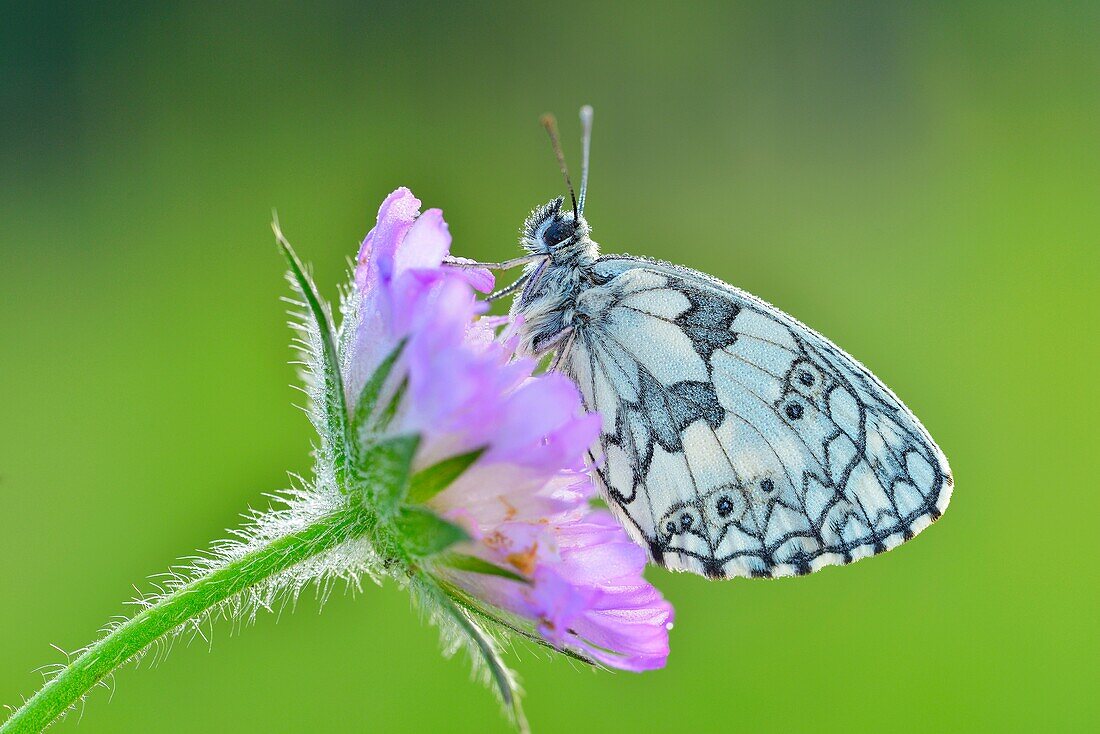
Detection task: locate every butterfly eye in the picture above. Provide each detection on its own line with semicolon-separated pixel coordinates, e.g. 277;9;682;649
543;217;575;245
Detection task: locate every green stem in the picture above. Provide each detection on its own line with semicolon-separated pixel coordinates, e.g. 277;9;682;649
1;503;374;734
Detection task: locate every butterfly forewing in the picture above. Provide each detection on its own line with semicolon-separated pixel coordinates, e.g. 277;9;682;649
559;256;952;579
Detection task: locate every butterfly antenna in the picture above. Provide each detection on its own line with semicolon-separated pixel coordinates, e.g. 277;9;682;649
578;105;593;215
540;113;579;221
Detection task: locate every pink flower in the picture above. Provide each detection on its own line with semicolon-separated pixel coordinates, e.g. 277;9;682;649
343;187;673;671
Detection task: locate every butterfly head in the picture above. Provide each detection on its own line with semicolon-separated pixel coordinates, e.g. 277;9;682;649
521;196;595;262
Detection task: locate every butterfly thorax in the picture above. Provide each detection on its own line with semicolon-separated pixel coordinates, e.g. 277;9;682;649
509;197;601;355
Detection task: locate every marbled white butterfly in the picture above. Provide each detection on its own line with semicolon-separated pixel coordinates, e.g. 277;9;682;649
448;107;952;579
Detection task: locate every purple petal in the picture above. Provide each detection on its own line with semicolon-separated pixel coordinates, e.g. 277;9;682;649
356;187;421;287
395;208;450;271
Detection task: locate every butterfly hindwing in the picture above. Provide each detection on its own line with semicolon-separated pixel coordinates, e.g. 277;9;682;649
559;256;952;579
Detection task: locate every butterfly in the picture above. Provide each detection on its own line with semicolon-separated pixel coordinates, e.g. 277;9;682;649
448;107;952;579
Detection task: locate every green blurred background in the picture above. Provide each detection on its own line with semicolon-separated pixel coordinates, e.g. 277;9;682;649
2;2;1097;732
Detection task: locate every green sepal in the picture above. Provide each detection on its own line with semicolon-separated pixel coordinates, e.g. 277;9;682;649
406;447;487;505
437;592;527;732
356;433;420;508
273;222;351;480
415;574;528;732
440;553;530;585
397;507;469;558
370;376;408;434
350;338;407;439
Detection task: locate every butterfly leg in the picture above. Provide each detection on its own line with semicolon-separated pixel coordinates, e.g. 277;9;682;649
442;254;543;271
485;270;532;302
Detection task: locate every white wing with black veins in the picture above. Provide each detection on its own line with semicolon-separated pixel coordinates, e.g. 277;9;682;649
559;256;952;579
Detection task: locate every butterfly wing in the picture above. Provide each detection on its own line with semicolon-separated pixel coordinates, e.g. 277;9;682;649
559;256;952;579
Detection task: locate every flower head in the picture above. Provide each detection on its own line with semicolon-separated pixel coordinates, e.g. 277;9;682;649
338;187;673;677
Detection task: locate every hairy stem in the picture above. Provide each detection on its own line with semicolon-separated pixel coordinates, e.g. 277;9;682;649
1;502;375;734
